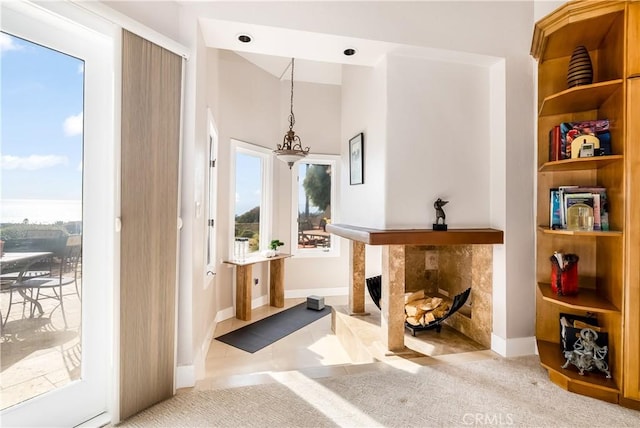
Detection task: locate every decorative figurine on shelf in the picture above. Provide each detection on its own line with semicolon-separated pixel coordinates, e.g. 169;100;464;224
562;327;611;378
433;198;449;231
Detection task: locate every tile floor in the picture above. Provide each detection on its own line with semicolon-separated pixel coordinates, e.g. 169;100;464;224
0;290;493;410
197;295;494;392
0;282;81;409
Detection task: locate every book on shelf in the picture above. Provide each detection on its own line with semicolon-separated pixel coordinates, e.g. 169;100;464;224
548;125;561;161
563;186;608;231
560;120;612;159
549;188;562;229
558;186;579;228
555;186;608;231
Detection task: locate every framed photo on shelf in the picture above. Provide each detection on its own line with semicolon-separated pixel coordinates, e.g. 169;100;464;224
349;132;364;185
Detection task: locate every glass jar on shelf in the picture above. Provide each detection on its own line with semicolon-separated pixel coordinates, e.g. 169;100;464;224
567;203;594;231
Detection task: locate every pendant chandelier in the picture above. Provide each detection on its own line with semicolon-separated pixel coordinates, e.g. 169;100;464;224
274;58;310;168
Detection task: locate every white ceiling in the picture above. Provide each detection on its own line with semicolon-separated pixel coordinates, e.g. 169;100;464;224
198;17;399;85
195;10;502;85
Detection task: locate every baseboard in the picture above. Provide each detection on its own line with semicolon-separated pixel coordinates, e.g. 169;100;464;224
214;289;347;323
252;294;268;308
215;307;234;322
76;411;112;428
285;287;348;298
175;364;195;389
193;318;217;380
491;334;536;357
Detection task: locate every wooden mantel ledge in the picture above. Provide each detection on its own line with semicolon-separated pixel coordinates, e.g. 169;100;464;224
325;223;504;246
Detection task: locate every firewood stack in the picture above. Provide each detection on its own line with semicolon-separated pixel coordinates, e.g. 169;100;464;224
404;290;450;327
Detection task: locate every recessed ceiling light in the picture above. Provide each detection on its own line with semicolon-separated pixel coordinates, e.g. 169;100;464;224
237;34;252;43
343;48;357;56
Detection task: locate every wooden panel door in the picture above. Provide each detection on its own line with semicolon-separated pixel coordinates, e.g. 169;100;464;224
120;30;182;420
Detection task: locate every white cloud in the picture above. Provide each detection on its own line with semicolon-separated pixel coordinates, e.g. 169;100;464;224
77;160;83;172
0;33;22;53
1;154;69;171
77;63;84;74
63;112;83;137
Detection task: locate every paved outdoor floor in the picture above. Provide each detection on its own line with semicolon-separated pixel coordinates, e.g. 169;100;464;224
0;282;81;410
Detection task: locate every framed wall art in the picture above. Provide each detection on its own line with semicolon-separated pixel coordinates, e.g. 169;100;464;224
349;132;364;185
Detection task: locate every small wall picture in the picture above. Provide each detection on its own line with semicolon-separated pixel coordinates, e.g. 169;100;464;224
349;132;364;185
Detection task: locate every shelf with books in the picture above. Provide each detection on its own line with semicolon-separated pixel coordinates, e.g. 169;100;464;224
537;226;622;237
532;0;637;408
537;282;620;313
539;155;623;172
538;80;624;117
537;340;619;395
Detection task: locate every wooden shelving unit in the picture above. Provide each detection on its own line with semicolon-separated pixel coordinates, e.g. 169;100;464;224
531;0;639;408
538;80;623;117
537;226;622;237
538;155;623;173
537;283;619;313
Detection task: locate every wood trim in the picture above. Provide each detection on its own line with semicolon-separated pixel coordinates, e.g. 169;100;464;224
624;77;640;401
531;0;626;61
326;224;503;246
120;30;182;421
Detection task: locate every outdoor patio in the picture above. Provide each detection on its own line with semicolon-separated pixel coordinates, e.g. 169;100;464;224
0;278;81;409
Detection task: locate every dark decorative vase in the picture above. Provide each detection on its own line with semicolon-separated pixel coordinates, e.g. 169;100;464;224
567;45;593;88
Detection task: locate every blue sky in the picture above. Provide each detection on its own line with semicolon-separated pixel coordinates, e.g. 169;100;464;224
235;153;261;216
1;32;84;205
1;31;316;223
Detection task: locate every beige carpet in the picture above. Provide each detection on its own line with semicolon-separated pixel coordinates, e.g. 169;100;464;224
117;355;639;427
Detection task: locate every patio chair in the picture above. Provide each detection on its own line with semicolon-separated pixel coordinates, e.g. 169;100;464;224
4;235;81;328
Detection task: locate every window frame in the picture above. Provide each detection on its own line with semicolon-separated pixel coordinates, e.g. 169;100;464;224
0;1;115;425
229;139;273;258
205;109;218;284
290;154;340;258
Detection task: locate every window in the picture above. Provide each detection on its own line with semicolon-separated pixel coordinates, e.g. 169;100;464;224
230;140;272;256
292;155;339;256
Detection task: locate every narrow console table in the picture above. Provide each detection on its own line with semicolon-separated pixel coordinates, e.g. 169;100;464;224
223;254;292;321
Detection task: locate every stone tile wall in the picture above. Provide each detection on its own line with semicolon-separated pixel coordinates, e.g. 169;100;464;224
404;244;493;347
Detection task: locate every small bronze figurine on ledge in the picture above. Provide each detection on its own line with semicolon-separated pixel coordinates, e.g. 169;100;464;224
433;198;449;231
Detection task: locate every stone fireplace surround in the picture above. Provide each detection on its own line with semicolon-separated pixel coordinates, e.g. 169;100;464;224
326;224;504;352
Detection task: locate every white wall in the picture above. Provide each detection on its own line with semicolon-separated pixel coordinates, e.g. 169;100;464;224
189;0;536;349
385;54;491;228
214;51;349;310
276;79;350;292
340;62;388;228
175;12;217;384
214;50;281;311
103;0;540;370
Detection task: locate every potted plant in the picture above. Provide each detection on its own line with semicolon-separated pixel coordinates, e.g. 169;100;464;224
270;239;284;253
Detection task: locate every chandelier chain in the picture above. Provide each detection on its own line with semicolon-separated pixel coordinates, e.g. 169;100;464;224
274;57;309;168
289;58;295;131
